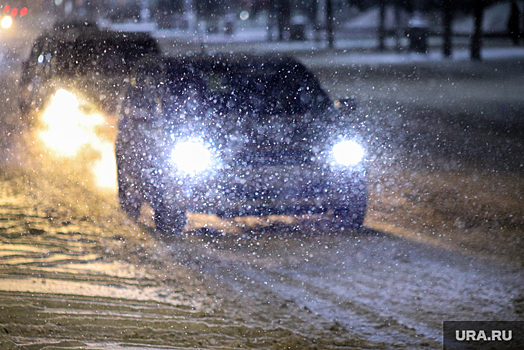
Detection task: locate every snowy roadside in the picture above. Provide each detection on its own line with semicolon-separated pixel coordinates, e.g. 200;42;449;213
0;167;215;348
0;165;385;349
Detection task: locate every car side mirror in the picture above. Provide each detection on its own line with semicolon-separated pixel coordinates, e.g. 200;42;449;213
334;98;357;111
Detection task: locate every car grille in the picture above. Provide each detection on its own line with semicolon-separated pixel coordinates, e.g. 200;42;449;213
222;180;331;201
234;149;313;166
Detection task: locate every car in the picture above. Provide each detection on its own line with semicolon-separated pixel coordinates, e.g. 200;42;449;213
1;3;28;31
18;27;160;119
115;54;367;234
18;20;98;114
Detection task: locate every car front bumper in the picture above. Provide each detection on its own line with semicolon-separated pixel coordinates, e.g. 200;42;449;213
158;163;367;217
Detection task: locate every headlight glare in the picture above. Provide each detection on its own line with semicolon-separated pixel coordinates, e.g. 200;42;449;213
171;140;212;174
333;140;364;166
1;16;12;29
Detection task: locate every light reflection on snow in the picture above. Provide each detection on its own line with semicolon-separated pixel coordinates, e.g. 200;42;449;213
37;89;117;192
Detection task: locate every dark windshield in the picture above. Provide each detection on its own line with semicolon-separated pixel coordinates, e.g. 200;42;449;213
165;60;332;116
54;36;158;75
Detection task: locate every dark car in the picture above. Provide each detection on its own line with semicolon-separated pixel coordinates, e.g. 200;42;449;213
116;55;367;234
51;19;99;32
18;27;160;119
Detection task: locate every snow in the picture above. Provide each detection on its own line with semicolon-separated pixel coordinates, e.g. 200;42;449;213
301;46;524;68
97;2;524;46
454;2;524;34
342;6;411;30
0;277;205;307
1;8;524;349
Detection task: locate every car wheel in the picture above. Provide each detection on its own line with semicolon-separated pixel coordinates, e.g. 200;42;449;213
153;200;186;235
117;171;142;220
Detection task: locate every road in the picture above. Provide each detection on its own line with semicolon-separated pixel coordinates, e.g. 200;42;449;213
1;33;524;349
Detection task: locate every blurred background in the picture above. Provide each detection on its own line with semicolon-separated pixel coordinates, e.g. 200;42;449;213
4;0;524;57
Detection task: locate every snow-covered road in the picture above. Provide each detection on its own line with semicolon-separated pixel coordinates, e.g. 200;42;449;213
1;38;524;349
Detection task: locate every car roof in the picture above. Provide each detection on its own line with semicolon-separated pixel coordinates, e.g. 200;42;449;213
51;29;155;43
38;29;160;56
52;19;99;32
35;24;158;49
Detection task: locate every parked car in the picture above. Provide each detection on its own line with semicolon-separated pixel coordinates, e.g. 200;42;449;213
18;27;160;119
116;55;367;234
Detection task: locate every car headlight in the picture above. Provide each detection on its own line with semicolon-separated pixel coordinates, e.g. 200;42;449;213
171;139;212;174
332;140;364;166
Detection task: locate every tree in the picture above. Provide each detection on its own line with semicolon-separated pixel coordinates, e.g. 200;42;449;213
278;0;291;41
327;0;334;47
378;0;386;51
429;0;503;60
442;0;453;57
471;0;485;60
348;0;412;51
507;1;521;46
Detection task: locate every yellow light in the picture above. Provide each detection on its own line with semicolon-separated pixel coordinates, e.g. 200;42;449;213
1;16;12;29
39;89;94;156
91;142;117;190
38;89;117;192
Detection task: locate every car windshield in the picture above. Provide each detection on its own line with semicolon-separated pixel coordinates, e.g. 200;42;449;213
165;60;332;116
54;35;158;75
